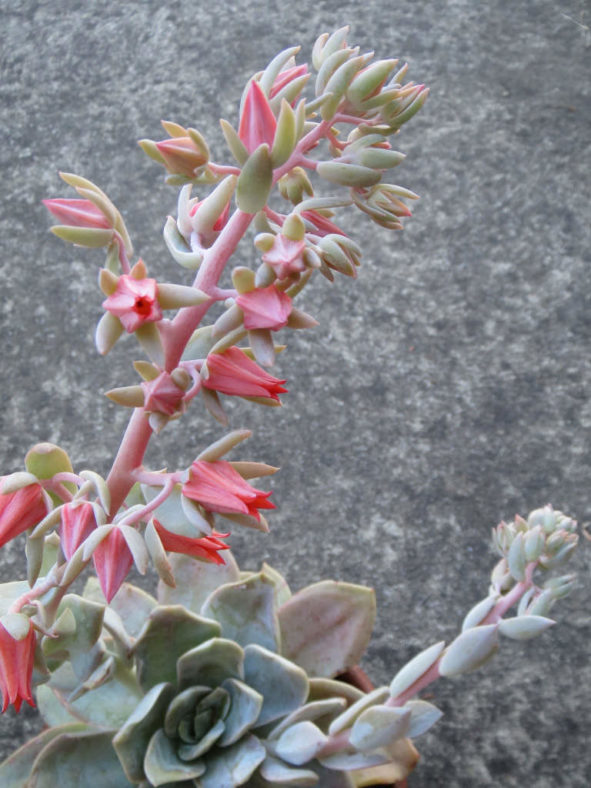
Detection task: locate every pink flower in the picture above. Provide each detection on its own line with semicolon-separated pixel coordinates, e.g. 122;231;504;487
154;522;230;564
92;528;133;603
183;460;275;521
262;235;306;280
0;482;48;549
203;347;287;402
43;198;111;229
0;615;35;713
238;80;277;154
270;64;309;100
142;372;186;416
60;501;97;560
236;285;292;331
102;274;163;333
155;137;208;178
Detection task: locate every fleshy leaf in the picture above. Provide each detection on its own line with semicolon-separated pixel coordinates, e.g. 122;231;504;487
201;571;280;651
346;738;419;786
84;577;158;639
278;581;376;677
144;728;206;786
328;687;390;736
388;641;445;699
134;605;221;689
439;625;499;677
219;678;264;745
42;594;105;680
244;644;308;726
113;682;176;783
177;637;244;691
269;698;347;741
199;734;266;788
157;551;240;611
0;723;88;788
405;699;443;737
349;706;411;751
28;729;133;787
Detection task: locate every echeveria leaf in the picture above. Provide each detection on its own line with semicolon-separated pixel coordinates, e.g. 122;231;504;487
278;581;375;677
345;738;419;786
163;686;210;737
388;641;445;699
199;735;266;788
0;723;89;788
219;678;264;745
307;677;364;707
28;729;133;787
158;551;240;612
43;594;105;680
260;562;292;607
38;660;144;729
498;615;555;641
144;728;206;786
113;682;176;783
201;571;280;651
134;606;221;690
177;637;244;691
244;644;309;726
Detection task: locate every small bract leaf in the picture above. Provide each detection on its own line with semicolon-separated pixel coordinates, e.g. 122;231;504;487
405;699;443;738
275;721;328;766
260;755;319;786
499;615;555;641
389;641;446;699
461;596;499;632
439;625;499;678
350;705;411;751
236;144;273;213
328;686;389;736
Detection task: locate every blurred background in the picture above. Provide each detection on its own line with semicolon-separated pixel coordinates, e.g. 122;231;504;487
1;1;589;785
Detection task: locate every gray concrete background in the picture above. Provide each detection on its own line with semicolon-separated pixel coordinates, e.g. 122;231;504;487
1;1;590;785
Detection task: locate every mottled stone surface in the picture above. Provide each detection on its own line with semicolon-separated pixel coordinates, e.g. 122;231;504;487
1;1;590;785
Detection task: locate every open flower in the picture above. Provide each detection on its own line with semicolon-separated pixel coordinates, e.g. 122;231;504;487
154;522;230;563
236;285;292;331
183;460;275;521
0;481;48;549
60;501;97;560
262;235;306;280
202;347;287;402
0;614;36;713
102;275;163;333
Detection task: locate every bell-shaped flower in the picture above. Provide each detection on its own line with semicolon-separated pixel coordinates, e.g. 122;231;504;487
154;521;229;564
155;137;208;179
0;613;36;713
301;209;347;238
0;481;49;549
238;80;277;154
236;285;292;331
202;347;287;402
60;501;97;560
142;372;186;417
262;235;306;280
42;198;112;229
102;274;163;333
183;460;275;521
92;528;134;603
